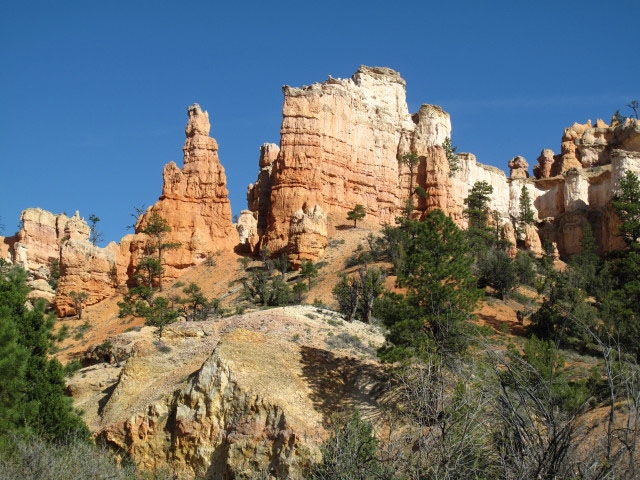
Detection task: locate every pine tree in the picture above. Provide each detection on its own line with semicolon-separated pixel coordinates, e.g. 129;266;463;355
612;171;640;245
300;260;318;289
0;310;28;444
518;185;536;234
464;181;495;253
377;209;481;360
88;214;103;246
140;212;181;291
0;264;89;443
332;275;360;322
442;137;460;175
346;204;366;228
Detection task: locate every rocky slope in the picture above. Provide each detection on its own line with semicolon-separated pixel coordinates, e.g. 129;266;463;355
68;306;386;479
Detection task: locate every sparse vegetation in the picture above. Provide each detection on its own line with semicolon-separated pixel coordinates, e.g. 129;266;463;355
346;204;366;228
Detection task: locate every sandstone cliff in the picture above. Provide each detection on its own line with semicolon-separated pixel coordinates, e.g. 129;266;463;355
242;66;640;261
244;66;459;263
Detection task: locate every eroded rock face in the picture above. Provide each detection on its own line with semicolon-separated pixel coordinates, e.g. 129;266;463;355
14;208;69;273
533;149;555;179
134;104;238;281
508;156;530;179
70;307;386;479
54;237;116;317
256;66;436;256
287;205;328;268
236;210;259;253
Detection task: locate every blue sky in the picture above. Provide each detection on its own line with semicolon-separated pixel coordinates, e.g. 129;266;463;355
1;0;638;244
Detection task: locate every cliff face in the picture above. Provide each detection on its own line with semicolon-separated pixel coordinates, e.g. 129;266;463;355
241;66;460;263
0;209;116;313
5;68;640;315
242;67;640;262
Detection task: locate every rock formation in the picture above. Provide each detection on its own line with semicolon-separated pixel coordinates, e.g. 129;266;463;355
236;210;259;253
508;156;530;179
68;306;386;479
132;104;237;281
287;204;328;268
533;149;555;179
243;66;460;263
5;69;640;315
54;213;117;316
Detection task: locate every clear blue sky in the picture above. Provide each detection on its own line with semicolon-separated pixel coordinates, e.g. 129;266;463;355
1;0;638;245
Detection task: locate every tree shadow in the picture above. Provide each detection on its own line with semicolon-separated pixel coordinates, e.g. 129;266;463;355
336;224;356;231
298;345;388;426
477;311;528;336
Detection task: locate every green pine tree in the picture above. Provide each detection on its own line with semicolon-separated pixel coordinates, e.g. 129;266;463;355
346;204;366;228
376;209;482;360
518;185;536;234
0;264;89;444
612;171;640;245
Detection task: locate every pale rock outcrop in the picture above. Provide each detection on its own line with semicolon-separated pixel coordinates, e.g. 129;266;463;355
70;307;386;479
451;153;511;225
236;210;259;253
555;121;590;175
611;149;640;192
26;279;56;303
508;156;529;179
54;219;117;316
502;222;518;257
134;104;237;281
524;223;544;257
13;208;69;273
533;149;555;179
287;205;328;268
564;169;590;211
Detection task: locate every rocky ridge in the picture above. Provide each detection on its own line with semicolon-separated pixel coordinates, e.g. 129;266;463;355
68;306;386;478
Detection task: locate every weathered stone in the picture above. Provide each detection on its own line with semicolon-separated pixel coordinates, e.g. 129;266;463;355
54;237;117;317
524;223;544;258
134;104;238;281
287;205;328;268
533;149;555;179
508;156;529;179
236;210;259;253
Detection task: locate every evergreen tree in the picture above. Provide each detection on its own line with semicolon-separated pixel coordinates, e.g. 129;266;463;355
612;171;640;245
601;173;640;359
464;181;495;253
357;267;385;324
346;204;366;228
0;264;88;443
69;291;88;320
442;137;459;175
518;185;536;234
88;214;103;246
464;181;493;229
300;260;318;289
0;308;28;445
332;275;360;322
377;210;482;360
139;212;181;291
311;410;387;480
399;152;420;197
